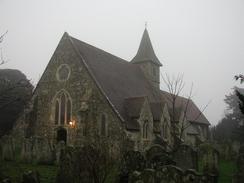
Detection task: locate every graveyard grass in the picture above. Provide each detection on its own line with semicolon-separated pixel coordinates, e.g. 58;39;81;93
0;158;237;183
0;160;58;183
218;159;237;183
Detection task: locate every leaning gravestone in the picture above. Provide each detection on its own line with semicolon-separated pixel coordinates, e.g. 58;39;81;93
173;144;198;170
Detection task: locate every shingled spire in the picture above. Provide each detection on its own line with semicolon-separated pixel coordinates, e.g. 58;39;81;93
131;28;162;88
131;28;162;66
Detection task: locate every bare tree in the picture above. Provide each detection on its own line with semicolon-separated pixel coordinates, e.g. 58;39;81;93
0;31;8;65
161;73;210;147
235;74;244;84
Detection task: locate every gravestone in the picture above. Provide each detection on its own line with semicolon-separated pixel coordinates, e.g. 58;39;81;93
1;135;15;161
145;145;175;169
119;151;146;183
20;136;55;164
233;145;244;183
173;144;198;170
198;143;219;176
22;171;40;183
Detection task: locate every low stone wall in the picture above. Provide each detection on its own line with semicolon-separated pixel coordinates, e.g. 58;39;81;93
0;135;59;165
129;165;218;183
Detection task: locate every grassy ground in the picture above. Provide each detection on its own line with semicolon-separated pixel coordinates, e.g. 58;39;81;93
218;159;237;183
0;160;58;183
0;159;237;183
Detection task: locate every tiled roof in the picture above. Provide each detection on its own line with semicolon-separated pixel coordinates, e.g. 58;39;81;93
67;33;209;130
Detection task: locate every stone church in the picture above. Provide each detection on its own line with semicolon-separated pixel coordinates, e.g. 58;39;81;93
15;28;210;151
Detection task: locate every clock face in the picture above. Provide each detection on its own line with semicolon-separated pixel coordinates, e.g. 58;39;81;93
57;64;70;81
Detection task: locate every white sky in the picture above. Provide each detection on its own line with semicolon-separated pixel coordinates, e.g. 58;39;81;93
1;0;244;125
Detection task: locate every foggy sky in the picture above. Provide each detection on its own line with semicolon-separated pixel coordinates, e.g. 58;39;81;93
1;0;244;125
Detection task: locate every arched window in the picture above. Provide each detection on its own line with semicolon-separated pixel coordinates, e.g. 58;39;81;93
143;121;149;139
67;99;71;123
100;114;106;136
60;94;66;124
55;101;59;124
54;91;72;125
163;122;168;139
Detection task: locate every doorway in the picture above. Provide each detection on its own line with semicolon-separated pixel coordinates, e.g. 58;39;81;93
57;128;67;144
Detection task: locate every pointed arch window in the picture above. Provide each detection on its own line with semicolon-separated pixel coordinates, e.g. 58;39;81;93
163;122;168;139
162;117;170;140
55;101;59;124
143;120;149;139
54;91;72;125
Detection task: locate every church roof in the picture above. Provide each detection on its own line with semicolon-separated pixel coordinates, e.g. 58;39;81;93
161;91;210;125
67;33;209;130
131;28;162;66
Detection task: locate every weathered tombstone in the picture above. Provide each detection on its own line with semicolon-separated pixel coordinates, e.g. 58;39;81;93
198;143;219;177
119;151;146;183
20;138;33;163
155;165;183;183
173;144;198;170
183;169;202;183
145;145;175;169
141;169;155;183
1;136;15;161
22;171;40;183
233;145;244;183
55;141;65;164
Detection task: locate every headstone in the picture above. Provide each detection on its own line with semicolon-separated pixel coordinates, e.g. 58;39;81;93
198;143;219;176
146;145;175;169
119;151;145;183
22;171;40;183
173;144;198;170
1;136;15;161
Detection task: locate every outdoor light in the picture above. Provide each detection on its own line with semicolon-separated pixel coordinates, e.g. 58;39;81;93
69;120;75;128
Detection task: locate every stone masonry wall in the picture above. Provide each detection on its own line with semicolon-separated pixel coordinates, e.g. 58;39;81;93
21;33;126;156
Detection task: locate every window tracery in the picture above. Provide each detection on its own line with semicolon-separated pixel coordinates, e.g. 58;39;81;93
54;91;72;125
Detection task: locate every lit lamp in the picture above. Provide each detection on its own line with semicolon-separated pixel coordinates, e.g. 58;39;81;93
69;120;75;128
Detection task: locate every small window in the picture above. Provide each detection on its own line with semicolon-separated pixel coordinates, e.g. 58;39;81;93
57;64;70;81
143;121;149;139
152;67;156;76
100;114;106;136
163;122;168;139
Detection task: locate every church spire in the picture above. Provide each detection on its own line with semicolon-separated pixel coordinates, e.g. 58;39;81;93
131;28;162;66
